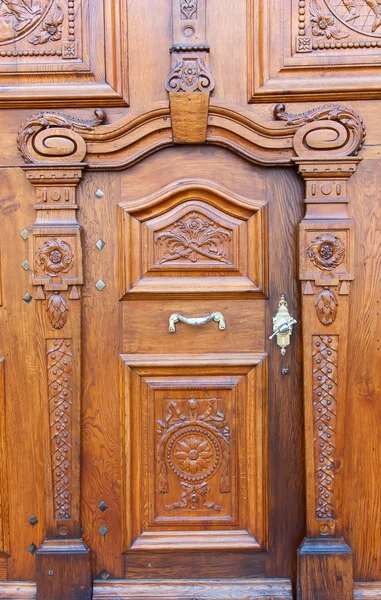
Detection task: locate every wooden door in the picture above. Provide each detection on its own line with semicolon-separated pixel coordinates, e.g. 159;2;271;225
0;0;379;599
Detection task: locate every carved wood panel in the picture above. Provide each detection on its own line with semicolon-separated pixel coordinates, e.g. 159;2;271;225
121;354;267;553
0;0;128;106
249;0;381;100
119;181;268;297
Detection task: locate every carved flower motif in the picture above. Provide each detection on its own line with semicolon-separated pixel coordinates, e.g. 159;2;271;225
173;434;214;475
29;4;64;45
180;0;197;19
310;1;348;39
307;233;345;271
36;238;74;278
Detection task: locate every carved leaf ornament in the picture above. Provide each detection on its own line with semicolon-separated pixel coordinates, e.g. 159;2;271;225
157;211;231;264
315;288;338;325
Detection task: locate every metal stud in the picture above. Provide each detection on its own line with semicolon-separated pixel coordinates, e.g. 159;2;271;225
95;279;106;292
29;515;38;526
23;292;33;304
96;239;106;251
98;500;108;513
99;570;110;580
94;189;104;199
21;260;29;271
20;229;28;240
98;526;108;537
28;543;37;554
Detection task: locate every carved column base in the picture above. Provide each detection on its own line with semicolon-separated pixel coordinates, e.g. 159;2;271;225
36;539;91;600
297;538;353;600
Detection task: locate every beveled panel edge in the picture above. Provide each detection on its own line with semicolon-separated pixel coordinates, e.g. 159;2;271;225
130;530;261;552
120;352;267;368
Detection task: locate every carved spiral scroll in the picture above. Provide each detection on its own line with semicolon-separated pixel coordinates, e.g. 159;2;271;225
17;109;106;163
274;103;366;157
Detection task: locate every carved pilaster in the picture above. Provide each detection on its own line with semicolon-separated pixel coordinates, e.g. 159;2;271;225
295;157;360;600
166;0;214;143
22;164;90;600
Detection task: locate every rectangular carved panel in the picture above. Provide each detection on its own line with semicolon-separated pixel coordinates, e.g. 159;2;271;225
0;0;128;106
121;354;267;552
249;0;381;101
119;183;268;296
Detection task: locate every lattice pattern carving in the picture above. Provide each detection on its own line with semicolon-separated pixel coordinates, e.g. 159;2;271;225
47;338;73;519
313;335;338;521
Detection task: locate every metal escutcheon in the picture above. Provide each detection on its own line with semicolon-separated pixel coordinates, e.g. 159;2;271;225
269;295;297;355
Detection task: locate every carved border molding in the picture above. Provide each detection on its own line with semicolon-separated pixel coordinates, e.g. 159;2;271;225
16;100;366;169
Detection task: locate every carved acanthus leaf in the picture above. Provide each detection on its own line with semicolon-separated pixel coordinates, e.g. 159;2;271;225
274;103;366;156
17;108;106;163
315;288;338;325
47;292;68;329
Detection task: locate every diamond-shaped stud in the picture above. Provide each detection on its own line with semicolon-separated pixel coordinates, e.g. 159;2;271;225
99;570;110;580
21;260;29;271
94;189;104;199
29;515;38;526
96;239;106;251
98;500;108;513
23;293;33;304
20;229;28;240
95;279;106;291
28;543;37;554
98;526;108;537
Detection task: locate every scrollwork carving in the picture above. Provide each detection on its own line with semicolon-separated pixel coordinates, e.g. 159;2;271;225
17;108;106;163
165;57;215;93
180;0;197;19
274;103;366;156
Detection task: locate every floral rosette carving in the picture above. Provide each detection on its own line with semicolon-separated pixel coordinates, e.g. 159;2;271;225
36;238;74;278
307;233;345;271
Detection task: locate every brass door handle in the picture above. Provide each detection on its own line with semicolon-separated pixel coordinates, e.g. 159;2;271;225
269;295;297;355
168;312;226;333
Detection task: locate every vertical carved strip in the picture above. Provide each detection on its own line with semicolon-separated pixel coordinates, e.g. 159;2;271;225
0;360;9;560
313;335;338;525
47;339;73;520
296;156;358;600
